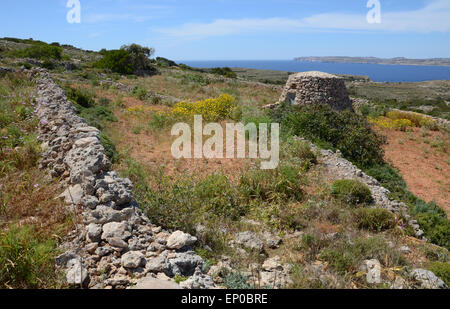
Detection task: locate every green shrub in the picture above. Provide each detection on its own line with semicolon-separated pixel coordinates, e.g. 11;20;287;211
415;213;450;250
66;87;95;108
78;105;117;130
427;262;450;286
147;112;173;130
10;44;62;60
0;226;57;289
155;57;177;67
211;67;237;78
282;105;385;168
132;85;147;100
194;174;246;219
365;164;413;202
331;179;373;206
41;60;55;70
355;208;396;232
94;49;133;75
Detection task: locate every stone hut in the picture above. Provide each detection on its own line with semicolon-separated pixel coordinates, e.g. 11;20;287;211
276;71;352;111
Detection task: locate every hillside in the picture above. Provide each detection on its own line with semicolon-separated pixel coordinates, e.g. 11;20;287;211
294;56;450;67
0;38;449;290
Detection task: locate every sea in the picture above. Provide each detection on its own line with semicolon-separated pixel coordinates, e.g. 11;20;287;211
178;60;450;83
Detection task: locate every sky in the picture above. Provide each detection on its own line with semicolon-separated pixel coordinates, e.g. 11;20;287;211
1;0;450;60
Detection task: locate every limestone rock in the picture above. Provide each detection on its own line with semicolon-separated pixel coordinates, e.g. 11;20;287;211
121;251;145;269
362;259;382;284
166;231;197;250
131;276;181;289
234;231;264;252
411;268;448;289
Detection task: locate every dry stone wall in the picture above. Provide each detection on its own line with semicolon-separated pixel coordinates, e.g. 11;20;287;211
33;69;214;289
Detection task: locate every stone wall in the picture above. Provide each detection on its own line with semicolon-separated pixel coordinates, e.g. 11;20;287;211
34;69;214;289
277;71;353;110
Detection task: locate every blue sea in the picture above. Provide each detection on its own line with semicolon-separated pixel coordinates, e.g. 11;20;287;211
179;60;450;83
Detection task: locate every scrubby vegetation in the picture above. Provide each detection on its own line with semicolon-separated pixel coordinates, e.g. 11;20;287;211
277;104;386;168
331;179;373;206
94;44;156;75
0;72;71;289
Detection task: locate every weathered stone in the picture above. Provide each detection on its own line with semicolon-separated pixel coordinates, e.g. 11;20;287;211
101;221;131;241
66;258;89;286
234;232;264;252
362;259;382;284
262;256;283;271
121;251;145;269
179;267;215;289
86;223;102;243
169;251;203;277
131;276;181;289
166;231;197;250
411;268;448;289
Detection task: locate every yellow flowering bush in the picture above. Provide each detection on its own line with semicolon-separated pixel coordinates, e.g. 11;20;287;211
386;111;437;129
127;105;144;114
171;94;237;121
369;110;437;131
368;116;413;131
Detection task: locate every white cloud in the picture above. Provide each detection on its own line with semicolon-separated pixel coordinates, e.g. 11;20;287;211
156;0;450;39
84;13;152;23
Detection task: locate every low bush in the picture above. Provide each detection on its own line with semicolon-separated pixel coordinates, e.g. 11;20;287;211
66;87;95;108
282;105;386;168
10;44;62;60
386;110;438;130
354;208;396;232
427;262;450;286
331;179;373;206
414;213;450;250
211;67;237;78
171;94;237;121
131;85;147;100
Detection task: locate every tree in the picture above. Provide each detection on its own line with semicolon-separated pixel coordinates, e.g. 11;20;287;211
120;44;156;75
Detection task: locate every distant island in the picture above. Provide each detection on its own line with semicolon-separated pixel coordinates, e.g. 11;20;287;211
294;56;450;67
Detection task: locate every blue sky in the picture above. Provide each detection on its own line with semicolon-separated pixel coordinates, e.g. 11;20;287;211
1;0;450;60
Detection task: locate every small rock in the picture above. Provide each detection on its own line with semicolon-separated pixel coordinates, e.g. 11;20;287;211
121;251;145;269
66;258;89;287
234;231;264;253
131;276;181;289
166;231;197;250
262;256;283;271
362;259;382;284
